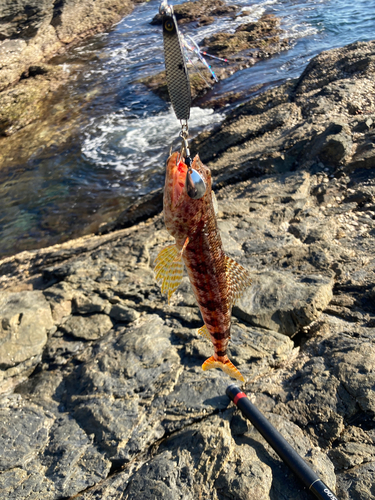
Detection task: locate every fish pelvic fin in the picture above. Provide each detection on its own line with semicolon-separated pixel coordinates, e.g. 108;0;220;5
202;355;245;383
154;244;184;303
225;255;252;307
197;324;211;341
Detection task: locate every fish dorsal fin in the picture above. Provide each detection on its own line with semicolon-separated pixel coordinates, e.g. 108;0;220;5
197;324;211;341
225;255;252;307
154;244;184;302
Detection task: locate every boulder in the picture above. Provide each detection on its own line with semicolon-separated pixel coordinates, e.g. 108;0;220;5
0;291;53;368
234;272;334;336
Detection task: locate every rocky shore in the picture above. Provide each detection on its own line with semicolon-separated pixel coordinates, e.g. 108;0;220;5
0;0;134;138
144;6;290;107
0;36;374;499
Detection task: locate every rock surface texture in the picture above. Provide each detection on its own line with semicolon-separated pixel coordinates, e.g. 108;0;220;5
0;0;133;138
0;0;133;91
0;40;375;499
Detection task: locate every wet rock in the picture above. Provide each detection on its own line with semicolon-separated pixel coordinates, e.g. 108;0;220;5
60;314;113;341
0;0;133;92
234;272;334;336
0;0;134;143
203;15;288;57
0;290;53;368
150;0;238;26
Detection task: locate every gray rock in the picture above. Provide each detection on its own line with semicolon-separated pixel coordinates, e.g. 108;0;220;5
73;293;111;315
337;462;375;500
242;412;336;499
109;304;140;323
42;413;111;497
329;442;375;469
0;397;111;499
0;468;55;500
60;314;113;340
234;272;333;335
0;291;53;368
0;401;53;471
316;131;353;166
43;282;75;323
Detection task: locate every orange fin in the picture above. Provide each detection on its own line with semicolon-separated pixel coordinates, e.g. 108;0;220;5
197;324;211;341
154;244;184;302
202;355;245;382
225;255;252;306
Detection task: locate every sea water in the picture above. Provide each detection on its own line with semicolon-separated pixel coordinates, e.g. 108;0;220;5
0;0;374;256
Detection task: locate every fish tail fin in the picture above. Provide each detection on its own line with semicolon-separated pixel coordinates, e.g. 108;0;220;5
154;244;184;303
202;355;245;382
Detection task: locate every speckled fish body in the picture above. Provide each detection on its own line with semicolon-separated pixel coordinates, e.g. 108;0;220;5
155;152;251;382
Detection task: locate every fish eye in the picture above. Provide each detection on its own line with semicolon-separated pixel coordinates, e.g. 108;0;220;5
164;19;174;31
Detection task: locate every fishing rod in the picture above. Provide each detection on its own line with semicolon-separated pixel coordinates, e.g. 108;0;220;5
227;384;339;500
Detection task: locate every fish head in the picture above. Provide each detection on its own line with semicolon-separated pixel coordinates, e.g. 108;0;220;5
164;152;212;240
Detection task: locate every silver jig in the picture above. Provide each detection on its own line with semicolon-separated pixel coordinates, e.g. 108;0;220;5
180;127;206;200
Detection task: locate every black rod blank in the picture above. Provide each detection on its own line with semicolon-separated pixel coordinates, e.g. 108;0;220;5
226;384;339;500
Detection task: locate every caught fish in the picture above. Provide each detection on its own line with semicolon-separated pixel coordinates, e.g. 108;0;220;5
154;152;251;382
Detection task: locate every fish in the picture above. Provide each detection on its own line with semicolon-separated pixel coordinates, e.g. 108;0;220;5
154;152;251;382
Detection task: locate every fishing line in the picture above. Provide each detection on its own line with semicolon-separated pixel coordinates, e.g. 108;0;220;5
159;0;219;200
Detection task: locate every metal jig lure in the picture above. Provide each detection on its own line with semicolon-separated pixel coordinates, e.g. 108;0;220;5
159;0;206;199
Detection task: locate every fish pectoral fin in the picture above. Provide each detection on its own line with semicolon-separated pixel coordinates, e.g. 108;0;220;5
225;255;252;307
154;244;184;302
197;324;211;341
202;355;245;383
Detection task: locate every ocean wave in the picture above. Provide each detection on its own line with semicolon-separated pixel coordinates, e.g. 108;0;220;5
81;106;223;173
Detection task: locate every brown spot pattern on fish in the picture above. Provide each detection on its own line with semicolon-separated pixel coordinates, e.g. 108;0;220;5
155;152;251;382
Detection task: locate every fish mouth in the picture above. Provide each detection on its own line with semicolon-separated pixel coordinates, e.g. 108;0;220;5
171;155;187;206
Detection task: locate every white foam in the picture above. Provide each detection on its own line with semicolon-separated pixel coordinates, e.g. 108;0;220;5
82;107;223;173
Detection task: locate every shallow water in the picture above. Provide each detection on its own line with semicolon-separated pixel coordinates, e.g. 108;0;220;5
0;0;374;257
